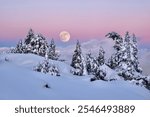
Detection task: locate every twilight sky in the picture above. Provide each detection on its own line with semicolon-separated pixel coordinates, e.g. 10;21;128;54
0;0;150;46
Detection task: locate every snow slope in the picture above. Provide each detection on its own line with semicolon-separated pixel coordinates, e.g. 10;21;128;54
0;53;150;100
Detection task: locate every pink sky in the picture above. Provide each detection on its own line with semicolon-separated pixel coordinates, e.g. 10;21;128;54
0;0;150;44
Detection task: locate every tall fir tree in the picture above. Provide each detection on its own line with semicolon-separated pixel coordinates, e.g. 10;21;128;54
106;32;124;69
131;34;142;73
118;32;135;80
71;40;87;76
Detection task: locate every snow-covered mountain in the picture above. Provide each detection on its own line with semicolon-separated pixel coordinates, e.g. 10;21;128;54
0;53;149;100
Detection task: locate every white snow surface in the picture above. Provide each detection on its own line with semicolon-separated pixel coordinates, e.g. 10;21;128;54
0;53;150;100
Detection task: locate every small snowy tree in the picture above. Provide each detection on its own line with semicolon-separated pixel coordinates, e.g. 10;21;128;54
91;67;106;82
86;52;93;74
89;47;107;82
15;40;24;53
71;40;87;76
97;47;105;66
48;39;59;60
34;51;60;76
86;52;98;75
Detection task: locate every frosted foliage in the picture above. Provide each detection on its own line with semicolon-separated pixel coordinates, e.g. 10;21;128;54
71;40;87;76
34;59;60;76
14;29;59;60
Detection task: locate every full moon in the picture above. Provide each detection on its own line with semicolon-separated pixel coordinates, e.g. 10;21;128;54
59;31;70;42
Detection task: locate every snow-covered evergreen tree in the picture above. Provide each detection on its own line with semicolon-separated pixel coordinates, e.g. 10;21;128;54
117;32;134;80
91;67;106;82
34;48;60;76
36;34;48;56
34;60;60;76
86;52;93;74
97;47;105;66
71;40;87;76
14;29;60;59
15;40;24;53
86;51;98;75
131;34;142;73
48;39;59;60
90;47;107;82
106;32;124;69
24;28;35;45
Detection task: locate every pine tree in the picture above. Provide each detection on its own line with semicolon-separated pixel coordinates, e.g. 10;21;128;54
34;51;60;76
86;52;93;74
97;46;105;66
131;34;142;73
15;40;23;53
24;29;34;45
117;32;134;80
48;39;59;60
106;32;123;69
86;52;98;75
37;34;48;57
71;40;87;76
90;47;107;82
91;67;106;82
106;32;123;51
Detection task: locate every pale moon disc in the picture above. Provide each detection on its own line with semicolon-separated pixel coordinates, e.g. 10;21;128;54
59;31;70;42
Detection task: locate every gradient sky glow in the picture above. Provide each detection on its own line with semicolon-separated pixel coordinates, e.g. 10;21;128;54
0;0;150;46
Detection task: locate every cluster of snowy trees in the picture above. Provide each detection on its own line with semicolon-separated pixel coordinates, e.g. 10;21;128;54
70;32;150;89
70;40;107;81
106;32;150;89
14;29;59;60
106;32;142;77
13;29;60;77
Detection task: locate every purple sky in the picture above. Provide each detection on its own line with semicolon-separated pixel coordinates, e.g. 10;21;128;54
0;0;150;46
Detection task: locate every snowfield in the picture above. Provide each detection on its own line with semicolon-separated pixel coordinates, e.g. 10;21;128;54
0;53;150;100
